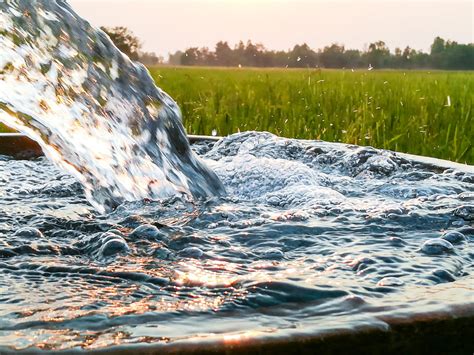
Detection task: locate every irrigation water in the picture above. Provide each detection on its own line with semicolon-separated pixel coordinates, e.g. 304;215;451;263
0;0;224;214
0;0;473;353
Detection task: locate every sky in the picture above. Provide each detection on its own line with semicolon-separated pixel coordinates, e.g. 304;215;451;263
69;0;473;58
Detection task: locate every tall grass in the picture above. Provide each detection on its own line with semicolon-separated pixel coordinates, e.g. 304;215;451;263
150;67;473;164
1;67;472;164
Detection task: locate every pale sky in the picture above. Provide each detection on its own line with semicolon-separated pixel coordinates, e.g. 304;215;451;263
69;0;473;57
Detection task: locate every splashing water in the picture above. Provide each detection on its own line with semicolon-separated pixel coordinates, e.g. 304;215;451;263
0;0;224;213
0;132;473;351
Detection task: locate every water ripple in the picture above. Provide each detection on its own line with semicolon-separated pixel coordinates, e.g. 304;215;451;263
0;132;473;351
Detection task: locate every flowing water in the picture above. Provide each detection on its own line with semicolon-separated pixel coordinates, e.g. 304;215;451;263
0;0;224;213
0;0;474;353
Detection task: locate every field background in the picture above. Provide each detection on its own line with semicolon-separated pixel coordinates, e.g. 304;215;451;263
150;67;473;164
1;67;473;164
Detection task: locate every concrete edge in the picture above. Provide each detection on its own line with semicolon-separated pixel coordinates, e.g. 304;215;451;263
0;133;220;159
1;311;473;355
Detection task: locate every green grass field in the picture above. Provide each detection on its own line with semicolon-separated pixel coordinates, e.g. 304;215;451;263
1;67;472;164
150;67;473;164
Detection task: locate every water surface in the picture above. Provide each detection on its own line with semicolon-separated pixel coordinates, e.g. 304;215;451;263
1;132;473;351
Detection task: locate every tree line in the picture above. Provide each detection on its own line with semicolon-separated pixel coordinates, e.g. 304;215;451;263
169;38;473;70
101;27;473;70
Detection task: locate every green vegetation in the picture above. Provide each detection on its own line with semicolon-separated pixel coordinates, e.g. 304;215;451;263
149;67;473;164
1;67;472;164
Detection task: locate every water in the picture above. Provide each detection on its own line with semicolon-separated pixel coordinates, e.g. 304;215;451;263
1;132;473;351
0;0;474;352
0;0;224;213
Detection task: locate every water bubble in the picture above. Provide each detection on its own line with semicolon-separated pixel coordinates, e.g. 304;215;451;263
100;237;130;257
259;248;284;260
153;247;173;260
388;236;406;246
130;224;165;240
179;246;204;259
441;231;467;244
454;205;474;221
13;227;44;239
432;269;456;283
349;256;376;271
377;277;404;287
421;238;454;255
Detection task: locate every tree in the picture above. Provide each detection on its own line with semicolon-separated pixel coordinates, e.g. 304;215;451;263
431;36;445;55
162;37;472;70
367;40;390;68
215;41;234;66
345;49;363;68
181;47;201;65
101;26;141;60
168;51;184;65
290;43;318;67
320;43;346;68
139;52;163;66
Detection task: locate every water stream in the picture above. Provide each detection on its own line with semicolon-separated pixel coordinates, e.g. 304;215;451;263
0;0;473;352
0;0;224;213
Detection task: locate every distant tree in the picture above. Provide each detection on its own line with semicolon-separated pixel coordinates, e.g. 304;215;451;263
367;40;390;68
181;47;201;65
429;36;474;69
444;41;474;70
138;52;163;66
289;43;318;67
234;41;247;66
431;36;446;55
168;51;184;65
390;47;403;68
430;36;446;68
244;41;267;67
345;49;363;68
162;37;472;70
180;47;213;66
320;43;346;68
215;41;234;66
101;26;141;60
